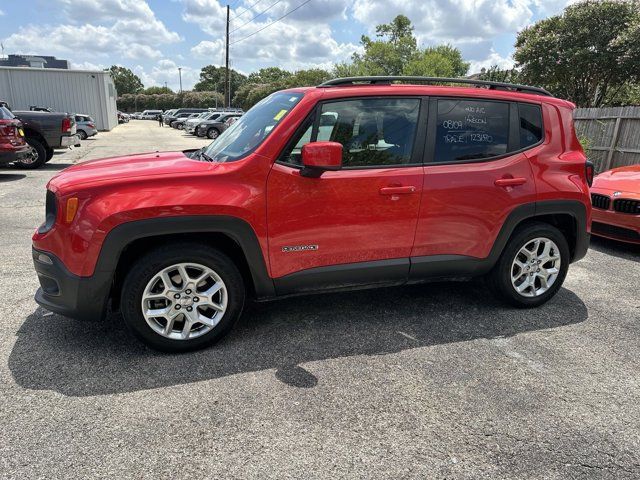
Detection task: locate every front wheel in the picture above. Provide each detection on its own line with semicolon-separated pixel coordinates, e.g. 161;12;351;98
207;128;220;139
487;222;569;308
121;243;245;352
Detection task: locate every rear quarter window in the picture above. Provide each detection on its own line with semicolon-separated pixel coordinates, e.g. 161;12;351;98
518;103;543;148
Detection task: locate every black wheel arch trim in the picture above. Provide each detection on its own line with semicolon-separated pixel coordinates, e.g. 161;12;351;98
94;215;275;299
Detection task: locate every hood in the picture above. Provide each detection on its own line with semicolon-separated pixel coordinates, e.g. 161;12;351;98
48;151;214;193
592;165;640;194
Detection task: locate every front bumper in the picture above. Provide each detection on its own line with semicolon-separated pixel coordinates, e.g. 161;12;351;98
591;208;640;244
33;248;112;321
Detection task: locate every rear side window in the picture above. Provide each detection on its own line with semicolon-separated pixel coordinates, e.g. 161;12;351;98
519;103;543;148
434;99;509;163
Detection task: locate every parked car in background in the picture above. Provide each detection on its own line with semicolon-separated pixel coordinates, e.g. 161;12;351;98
590;165;640;243
12;108;78;169
131;112;142;119
168;112;195;128
117;111;129;124
171;113;202;130
164;108;209;126
74;114;98;140
195;113;243;139
0;106;34;166
184;111;224;134
141;110;162;120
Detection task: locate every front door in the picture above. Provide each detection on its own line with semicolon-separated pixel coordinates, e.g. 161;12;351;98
266;97;426;293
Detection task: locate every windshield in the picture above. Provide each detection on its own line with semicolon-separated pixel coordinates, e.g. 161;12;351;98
0;107;15;120
203;91;303;162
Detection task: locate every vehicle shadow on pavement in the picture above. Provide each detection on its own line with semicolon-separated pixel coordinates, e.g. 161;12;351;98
9;282;588;396
0;173;27;182
589;236;640;262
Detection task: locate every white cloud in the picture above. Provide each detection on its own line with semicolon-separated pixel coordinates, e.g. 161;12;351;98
468;50;516;74
0;9;5;16
352;0;534;45
134;59;200;90
2;0;180;63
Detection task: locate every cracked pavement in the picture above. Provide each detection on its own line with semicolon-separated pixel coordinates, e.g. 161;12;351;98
0;121;639;479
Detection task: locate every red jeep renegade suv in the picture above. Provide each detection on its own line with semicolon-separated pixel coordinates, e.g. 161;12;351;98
32;76;592;352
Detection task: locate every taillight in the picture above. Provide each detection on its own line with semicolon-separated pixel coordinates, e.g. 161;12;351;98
585;160;594;187
61;117;71;133
87;123;95;128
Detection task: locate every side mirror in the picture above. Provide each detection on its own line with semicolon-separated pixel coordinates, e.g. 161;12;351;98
300;141;343;178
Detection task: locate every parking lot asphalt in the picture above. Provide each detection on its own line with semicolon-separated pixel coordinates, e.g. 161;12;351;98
1;120;639;479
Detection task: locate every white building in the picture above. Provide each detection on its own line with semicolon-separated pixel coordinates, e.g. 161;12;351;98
0;66;118;131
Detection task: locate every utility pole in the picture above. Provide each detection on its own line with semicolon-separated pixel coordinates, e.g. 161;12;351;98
178;67;183;93
225;5;230;108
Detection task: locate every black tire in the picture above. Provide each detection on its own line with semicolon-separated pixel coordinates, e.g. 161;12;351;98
14;137;46;169
77;129;88;140
486;222;570;308
207;128;220;139
45;147;54;162
121;243;245;352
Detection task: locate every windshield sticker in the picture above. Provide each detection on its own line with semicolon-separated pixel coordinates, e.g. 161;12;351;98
273;109;287;121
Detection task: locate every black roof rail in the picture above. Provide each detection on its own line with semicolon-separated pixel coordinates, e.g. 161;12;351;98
318;76;552;97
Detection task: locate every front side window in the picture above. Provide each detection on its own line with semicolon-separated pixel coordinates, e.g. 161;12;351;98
283;97;420;168
203;91;303;162
434;99;509;163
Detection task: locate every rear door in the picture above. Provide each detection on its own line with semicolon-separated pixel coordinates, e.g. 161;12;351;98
412;97;540;270
266;96;427;293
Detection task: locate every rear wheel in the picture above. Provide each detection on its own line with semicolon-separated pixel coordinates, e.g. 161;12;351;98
77;129;88;140
207;128;220;139
487;222;569;307
14;137;46;169
45;147;54;162
121;243;245;352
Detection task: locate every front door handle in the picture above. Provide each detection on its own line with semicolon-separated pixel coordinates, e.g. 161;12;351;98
495;177;527;187
379;186;417;195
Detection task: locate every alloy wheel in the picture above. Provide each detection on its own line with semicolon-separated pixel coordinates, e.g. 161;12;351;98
510;237;561;297
141;262;228;340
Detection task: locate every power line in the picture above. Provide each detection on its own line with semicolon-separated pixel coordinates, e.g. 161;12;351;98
231;0;265;19
230;0;312;45
230;0;283;34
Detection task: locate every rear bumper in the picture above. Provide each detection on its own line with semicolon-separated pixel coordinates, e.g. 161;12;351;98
32;248;111;321
0;144;31;164
59;135;80;148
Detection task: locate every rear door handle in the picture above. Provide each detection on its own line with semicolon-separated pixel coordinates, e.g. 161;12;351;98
379;186;417;195
495;177;527;187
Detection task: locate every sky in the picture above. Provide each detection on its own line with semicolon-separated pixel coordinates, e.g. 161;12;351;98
0;0;574;91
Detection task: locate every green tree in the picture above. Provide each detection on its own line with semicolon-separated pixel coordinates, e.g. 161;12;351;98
247;67;292;84
337;16;468;79
350;15;418;75
107;65;144;95
143;86;173;94
193;65;247;99
514;0;640;107
404;45;469;77
477;65;522;84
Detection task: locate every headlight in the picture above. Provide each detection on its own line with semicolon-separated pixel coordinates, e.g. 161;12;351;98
38;189;57;234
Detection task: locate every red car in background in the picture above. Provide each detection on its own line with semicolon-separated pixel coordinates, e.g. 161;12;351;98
590;165;640;244
0;106;33;166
